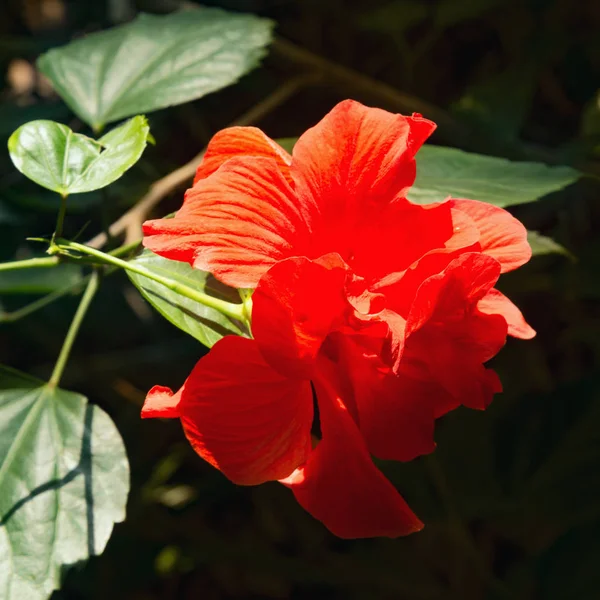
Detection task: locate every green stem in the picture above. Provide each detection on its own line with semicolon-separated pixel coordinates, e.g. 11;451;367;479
1;251;130;324
0;256;59;272
54;193;68;239
48;269;100;388
110;239;142;258
55;239;246;323
1;281;82;323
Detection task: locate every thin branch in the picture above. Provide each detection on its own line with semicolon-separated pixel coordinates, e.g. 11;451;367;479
87;75;317;249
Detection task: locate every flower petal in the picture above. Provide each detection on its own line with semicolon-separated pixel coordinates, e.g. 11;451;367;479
280;355;423;539
327;335;436;462
351;200;479;284
292;100;435;227
381;253;508;409
406;253;502;335
449;199;531;273
168;336;313;485
143;157;312;288
142;385;182;419
477;288;536;339
253;254;350;379
194;126;292;184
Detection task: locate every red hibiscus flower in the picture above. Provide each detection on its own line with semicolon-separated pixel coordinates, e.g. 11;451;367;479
141;99;536;538
143;99;535;410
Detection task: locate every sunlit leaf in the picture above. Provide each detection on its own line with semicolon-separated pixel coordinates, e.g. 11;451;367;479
127;250;249;348
37;9;273;130
408;145;580;207
8;116;150;195
0;365;129;600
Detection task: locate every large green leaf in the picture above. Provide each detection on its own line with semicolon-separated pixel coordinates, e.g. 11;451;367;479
408;145;580;207
0;365;129;600
37;9;273;130
127;250;248;348
8;116;150;195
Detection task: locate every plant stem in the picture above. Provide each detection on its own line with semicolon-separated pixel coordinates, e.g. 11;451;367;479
55;239;246;322
1;281;82;323
48;269;100;388
110;239;142;258
54;193;68;239
0;256;59;272
1;250;130;324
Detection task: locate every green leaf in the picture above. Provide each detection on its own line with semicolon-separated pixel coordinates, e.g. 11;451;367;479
408;145;581;207
0;365;129;600
8;116;150;195
527;231;573;259
127;250;248;348
0;263;83;295
37;9;273;130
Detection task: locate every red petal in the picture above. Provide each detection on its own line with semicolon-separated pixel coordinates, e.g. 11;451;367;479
253;254;349;379
478;288;536;339
175;336;313;485
280;355;423;539
194;127;292;185
449;199;531;273
291;101;435;245
143;157;312;288
328;335;436;462
406;253;502;335
142;385;182;419
391;253;507;409
352;200;479;284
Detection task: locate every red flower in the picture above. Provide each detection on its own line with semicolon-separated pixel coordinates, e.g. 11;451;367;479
144;100;535;408
141;100;536;537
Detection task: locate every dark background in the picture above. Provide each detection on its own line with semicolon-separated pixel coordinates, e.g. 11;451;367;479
1;0;600;598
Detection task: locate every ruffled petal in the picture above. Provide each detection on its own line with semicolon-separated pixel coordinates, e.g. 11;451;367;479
253;254;350;379
326;335;436;462
280;354;423;539
406;253;502;335
449;199;531;273
143;157;312;288
351;200;480;284
397;254;507;408
194;126;292;185
161;336;313;485
405;313;506;409
477;288;536;339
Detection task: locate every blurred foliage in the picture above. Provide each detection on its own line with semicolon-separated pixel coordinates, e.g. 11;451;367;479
0;0;599;599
